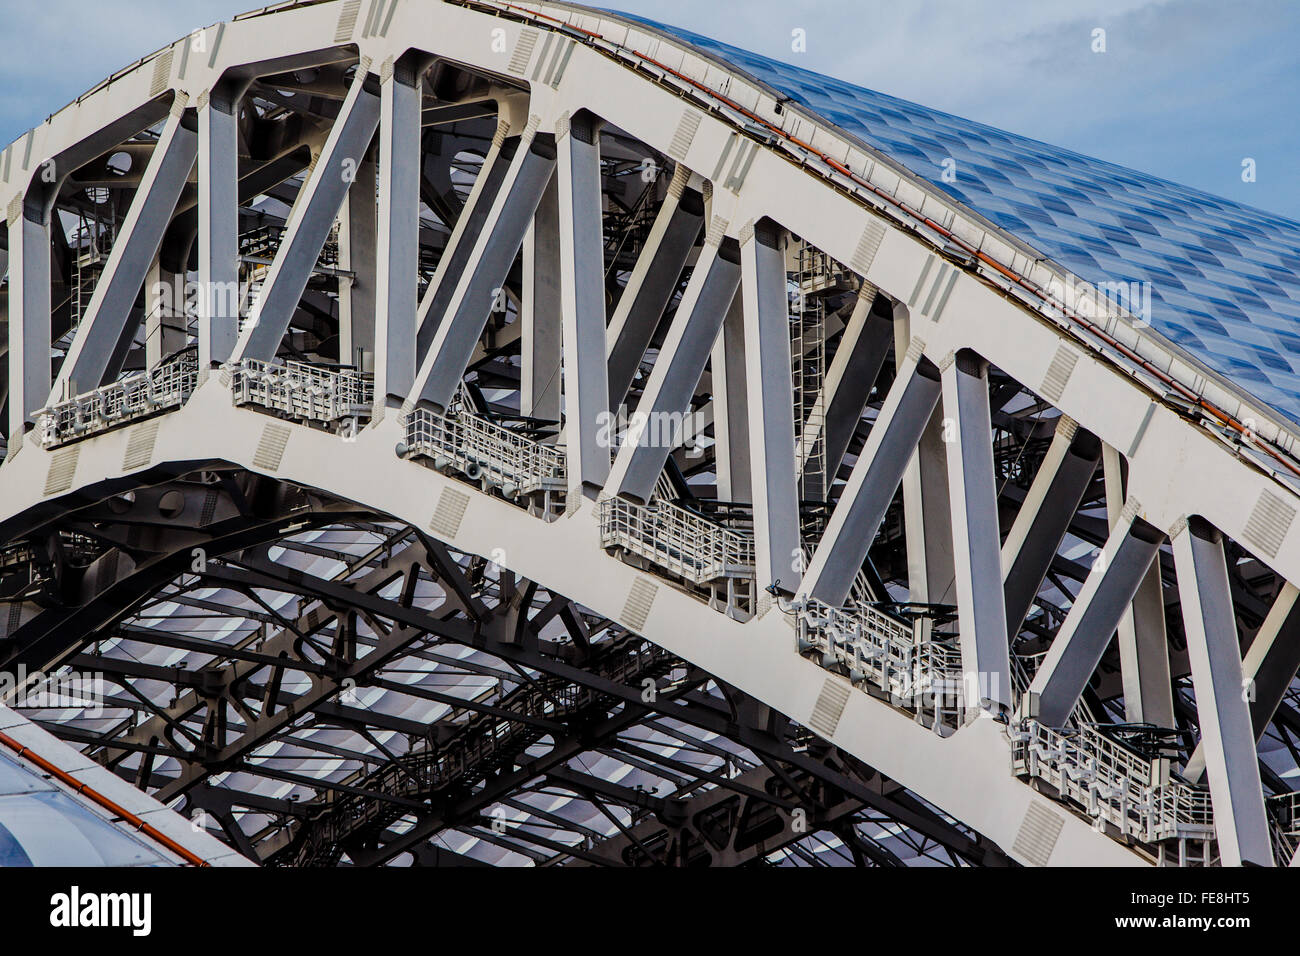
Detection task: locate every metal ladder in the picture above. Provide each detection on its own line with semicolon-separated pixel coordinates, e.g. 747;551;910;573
792;239;828;502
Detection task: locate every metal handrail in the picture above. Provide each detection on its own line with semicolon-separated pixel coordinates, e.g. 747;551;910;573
404;406;567;496
1010;719;1213;843
229;358;372;423
35;349;200;448
598;497;755;585
1269;791;1300;835
796;598;965;727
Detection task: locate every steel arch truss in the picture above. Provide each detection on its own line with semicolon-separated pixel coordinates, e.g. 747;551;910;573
4;0;1300;867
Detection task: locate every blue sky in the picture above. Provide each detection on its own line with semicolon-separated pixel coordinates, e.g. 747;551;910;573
2;0;1296;219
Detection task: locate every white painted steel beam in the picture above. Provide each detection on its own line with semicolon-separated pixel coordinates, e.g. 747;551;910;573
606;167;705;409
740;220;801;596
1186;581;1300;783
606;227;740;505
373;60;423;412
337;150;378;373
416;122;514;360
197;89;241;373
55;101;198;398
1001;418;1101;639
1027;506;1163;726
5;195;52;446
520;173;562;422
712;290;750;503
1173;517;1273;867
801;342;941;606
557;112;611;498
943;351;1012;712
144;258;186;367
411;123;556;411
1102;444;1175;727
232;69;380;363
815;293;894;491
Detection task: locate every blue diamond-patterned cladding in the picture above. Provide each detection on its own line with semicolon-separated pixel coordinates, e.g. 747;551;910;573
619;14;1300;426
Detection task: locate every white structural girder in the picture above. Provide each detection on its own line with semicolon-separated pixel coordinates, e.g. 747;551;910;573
520;172;562;422
606;166;705;408
0;381;1146;867
1027;505;1164;726
1172;517;1273;867
606;228;740;505
15;0;1300;866
5;196;52;444
412;124;556;411
373;60;423;411
942;351;1011;712
557;111;610;497
55;101;198;398
145;258;186;368
197;90;241;372
1102;444;1175;727
740;220;801;595
1001;417;1101;638
233;68;381;363
801;341;941;607
338;150;378;373
1187;582;1300;782
810;292;894;489
712;290;750;503
416;122;514;359
895;312;955;631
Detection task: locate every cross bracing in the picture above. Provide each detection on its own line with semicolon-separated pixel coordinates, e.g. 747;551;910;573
1;0;1300;866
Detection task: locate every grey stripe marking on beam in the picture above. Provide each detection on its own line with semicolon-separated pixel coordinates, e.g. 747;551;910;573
621;577;658;631
508;28;539;75
1244;489;1296;560
908;256;935;307
808;678;851;738
429;487;471;539
252;423;291;472
1012;802;1065;866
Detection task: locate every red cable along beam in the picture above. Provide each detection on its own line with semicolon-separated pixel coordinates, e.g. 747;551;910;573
475;0;1300;482
0;729;212;867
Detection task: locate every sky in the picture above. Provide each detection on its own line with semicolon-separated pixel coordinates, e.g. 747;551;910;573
0;0;1296;219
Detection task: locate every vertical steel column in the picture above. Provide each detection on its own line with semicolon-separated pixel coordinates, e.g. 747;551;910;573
411;121;556;411
520;173;562;422
606;166;705;409
606;226;740;505
145;257;186;367
1001;418;1101;638
942;351;1011;711
801;341;941;606
1027;506;1164;725
373;59;422;411
56;101;198;397
1103;445;1174;726
6;193;51;445
1173;517;1273;867
1187;582;1300;782
893;309;954;639
813;292;894;491
741;220;802;595
338;151;377;373
197;89;240;373
416;122;515;358
233;69;381;363
712;290;750;503
557;112;610;498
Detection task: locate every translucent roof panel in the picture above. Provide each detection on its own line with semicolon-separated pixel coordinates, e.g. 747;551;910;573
0;749;168;867
620;14;1300;425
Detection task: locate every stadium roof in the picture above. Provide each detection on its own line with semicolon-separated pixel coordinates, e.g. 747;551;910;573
620;12;1300;426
